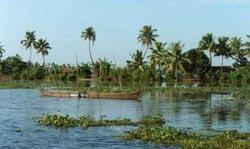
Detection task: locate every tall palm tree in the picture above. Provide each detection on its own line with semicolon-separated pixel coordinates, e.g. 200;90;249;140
34;39;51;65
0;42;5;59
81;27;96;64
137;25;158;60
148;41;167;81
199;33;216;72
215;36;231;74
164;42;191;83
21;31;36;63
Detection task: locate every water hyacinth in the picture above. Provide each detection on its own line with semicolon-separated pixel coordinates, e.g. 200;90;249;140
121;127;250;149
37;114;165;128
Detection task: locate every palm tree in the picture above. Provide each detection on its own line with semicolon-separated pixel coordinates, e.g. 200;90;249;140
0;42;5;59
215;36;231;74
199;33;216;72
244;35;250;57
137;25;158;60
34;39;51;65
230;37;245;69
148;41;167;81
81;27;96;64
164;42;191;83
21;31;36;63
126;50;145;70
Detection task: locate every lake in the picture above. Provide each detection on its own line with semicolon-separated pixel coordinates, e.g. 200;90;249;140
0;89;249;148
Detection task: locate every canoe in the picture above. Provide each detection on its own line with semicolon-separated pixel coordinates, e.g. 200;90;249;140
40;89;141;100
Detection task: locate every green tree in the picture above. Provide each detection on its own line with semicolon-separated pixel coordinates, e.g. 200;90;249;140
21;31;36;63
0;42;5;59
184;48;209;80
199;33;216;72
35;39;51;65
127;50;145;71
215;36;231;74
95;58;112;80
81;27;96;64
148;41;167;81
78;63;92;78
137;25;158;60
0;54;28;79
164;42;191;83
230;37;247;68
244;35;250;57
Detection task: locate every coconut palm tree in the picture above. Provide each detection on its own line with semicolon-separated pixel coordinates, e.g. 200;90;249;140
137;25;158;60
199;33;216;72
230;37;246;69
126;50;145;71
148;41;167;81
164;42;191;83
0;42;5;59
215;36;231;74
244;35;250;57
34;39;51;65
81;27;96;64
21;31;36;63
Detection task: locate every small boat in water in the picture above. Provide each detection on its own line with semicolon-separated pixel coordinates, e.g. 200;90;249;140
40;89;141;100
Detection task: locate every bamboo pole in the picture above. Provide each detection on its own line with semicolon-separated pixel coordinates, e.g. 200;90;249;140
75;55;80;97
47;64;61;97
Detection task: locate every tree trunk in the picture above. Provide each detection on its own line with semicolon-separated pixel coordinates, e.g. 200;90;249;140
175;62;178;88
88;40;94;65
30;47;32;63
209;51;212;73
221;55;224;74
27;47;32;85
42;55;45;66
142;44;149;61
158;64;162;82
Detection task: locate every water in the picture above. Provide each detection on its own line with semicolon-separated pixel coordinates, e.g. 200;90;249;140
0;89;249;148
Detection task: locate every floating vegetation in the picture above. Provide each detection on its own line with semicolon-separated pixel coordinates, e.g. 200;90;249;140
137;114;165;126
121;127;250;149
37;114;165;128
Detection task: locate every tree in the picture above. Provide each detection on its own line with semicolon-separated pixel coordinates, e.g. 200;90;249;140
184;48;209;80
137;25;158;60
35;39;51;65
21;31;36;63
0;42;5;59
164;42;191;83
81;27;96;64
244;35;250;57
94;58;112;80
199;33;216;72
126;50;145;71
230;37;247;68
0;54;28;79
148;41;167;81
215;36;231;74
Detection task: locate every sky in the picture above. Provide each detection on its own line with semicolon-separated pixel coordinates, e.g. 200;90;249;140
0;0;250;66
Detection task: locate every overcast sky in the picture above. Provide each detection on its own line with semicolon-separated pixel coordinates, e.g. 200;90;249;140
1;0;250;66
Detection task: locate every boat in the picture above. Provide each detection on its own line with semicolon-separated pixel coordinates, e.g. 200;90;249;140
40;89;141;100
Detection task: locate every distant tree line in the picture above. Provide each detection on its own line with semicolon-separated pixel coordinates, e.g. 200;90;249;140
0;25;250;84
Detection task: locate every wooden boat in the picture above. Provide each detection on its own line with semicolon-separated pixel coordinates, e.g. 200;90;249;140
40;89;141;100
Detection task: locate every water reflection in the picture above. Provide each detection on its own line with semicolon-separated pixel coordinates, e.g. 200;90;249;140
0;89;250;148
37;89;250;132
